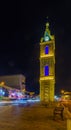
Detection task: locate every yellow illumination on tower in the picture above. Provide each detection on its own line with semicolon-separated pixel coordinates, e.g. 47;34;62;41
40;22;55;102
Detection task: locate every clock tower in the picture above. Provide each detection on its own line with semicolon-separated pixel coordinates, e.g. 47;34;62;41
40;22;55;102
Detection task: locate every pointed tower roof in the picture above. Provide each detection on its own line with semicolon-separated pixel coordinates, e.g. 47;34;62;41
44;22;51;41
40;21;54;43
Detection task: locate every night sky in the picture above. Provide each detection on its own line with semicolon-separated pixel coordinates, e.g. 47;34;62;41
0;1;71;94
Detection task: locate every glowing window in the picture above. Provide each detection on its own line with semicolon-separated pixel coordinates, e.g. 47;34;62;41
45;46;49;54
44;65;49;76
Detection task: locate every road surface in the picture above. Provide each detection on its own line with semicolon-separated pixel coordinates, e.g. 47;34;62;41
0;100;67;130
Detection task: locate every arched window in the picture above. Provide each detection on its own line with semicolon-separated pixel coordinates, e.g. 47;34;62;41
44;65;49;76
45;46;49;54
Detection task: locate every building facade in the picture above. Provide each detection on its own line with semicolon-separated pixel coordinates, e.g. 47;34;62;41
40;22;55;102
0;74;26;91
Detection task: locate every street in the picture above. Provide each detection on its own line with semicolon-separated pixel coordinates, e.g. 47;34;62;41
0;100;67;130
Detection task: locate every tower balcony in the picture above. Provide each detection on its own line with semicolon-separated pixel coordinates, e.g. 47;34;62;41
40;53;54;58
40;76;55;80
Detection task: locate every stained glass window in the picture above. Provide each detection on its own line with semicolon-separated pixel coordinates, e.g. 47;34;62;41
45;46;49;54
44;65;49;76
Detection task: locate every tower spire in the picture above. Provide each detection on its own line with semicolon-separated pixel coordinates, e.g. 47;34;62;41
45;16;50;36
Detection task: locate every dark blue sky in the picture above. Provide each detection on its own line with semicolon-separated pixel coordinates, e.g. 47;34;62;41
0;0;71;93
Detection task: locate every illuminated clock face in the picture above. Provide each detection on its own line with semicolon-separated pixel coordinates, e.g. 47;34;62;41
45;36;49;41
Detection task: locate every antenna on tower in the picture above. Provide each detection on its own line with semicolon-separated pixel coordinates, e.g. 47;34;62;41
45;16;49;31
45;16;49;27
46;16;48;20
46;16;49;23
